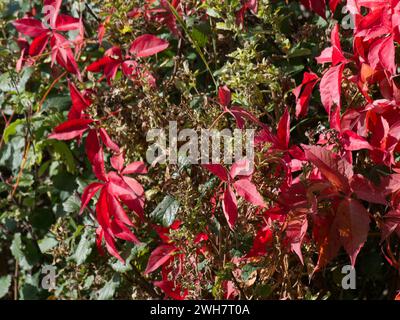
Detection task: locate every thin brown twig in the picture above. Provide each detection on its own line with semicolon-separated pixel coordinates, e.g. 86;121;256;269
37;71;67;112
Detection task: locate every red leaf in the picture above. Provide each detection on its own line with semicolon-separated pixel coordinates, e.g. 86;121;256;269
144;244;176;274
99;128;120;153
293;71;319;118
245;225;273;258
12;18;46;37
203;164;229;181
122;176;145;198
303;145;353;194
222;185;238;230
95;226;105;256
380;174;400;195
316;24;347;65
229;106;264;129
68;81;91;119
341;130;372;151
110;219;140;244
103;229;124;262
129;34;169;58
350;174;387;204
381;210;400;241
87;56;115;72
86;47;122;83
316;47;333;64
320;64;344;116
55;14;81;31
16;48;25;72
153;280;188;300
107;172;136;196
111;153;124;172
230;158;253;178
246;0;258;13
218;85;231;107
233;178;265;207
286;213;308;264
28;32;50;56
107;190;134;227
96;187;111;229
329;0;342;13
300;0;326;19
50;33;80;76
277;107;290;149
368;36;396;74
96;188;125;262
331;24;347;66
85;129;107;181
79;182;103;215
120;194;145;219
107;173;145;218
121;60;139;77
48;118;92;140
98;23;106;45
44;0;62;27
122;161;148;175
314;213;341;271
335;198;370;266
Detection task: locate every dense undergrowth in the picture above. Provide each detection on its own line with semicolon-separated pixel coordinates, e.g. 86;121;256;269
1;0;400;300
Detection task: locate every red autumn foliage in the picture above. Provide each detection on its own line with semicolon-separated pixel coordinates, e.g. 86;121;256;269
10;0;400;300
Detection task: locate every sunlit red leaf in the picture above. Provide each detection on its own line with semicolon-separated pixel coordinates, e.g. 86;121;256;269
335;198;370;266
48;118;93;140
153;280;188;300
222;185;238;230
79;182;103;215
129;34;169;58
144;244;176;274
203;164;229;181
320;64;344;116
12;18;46;37
303;145;352;194
233;179;265;207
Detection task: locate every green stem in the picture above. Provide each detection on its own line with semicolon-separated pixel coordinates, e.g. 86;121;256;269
166;1;218;91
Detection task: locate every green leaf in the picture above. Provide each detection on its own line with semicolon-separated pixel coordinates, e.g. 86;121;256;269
41;95;71;112
96;274;120;300
191;24;210;48
241;264;258;281
287;46;312;59
73;228;94;265
0;67;34;92
38;235;58;253
10;233;23;261
150;195;179;227
48;140;77;174
83;275;95;290
110;243;147;273
18;173;34;187
255;284;272;298
2;119;25;143
10;233;37;271
205;8;220;18
0;275;12;299
63;194;81;214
